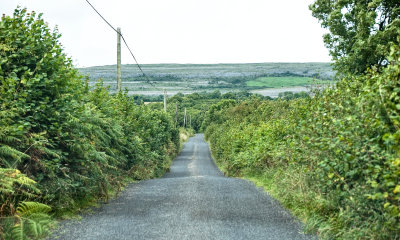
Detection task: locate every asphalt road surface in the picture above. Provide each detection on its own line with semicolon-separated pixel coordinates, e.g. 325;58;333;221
51;134;315;240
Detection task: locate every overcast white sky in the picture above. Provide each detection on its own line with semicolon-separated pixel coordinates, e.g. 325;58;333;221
2;0;331;67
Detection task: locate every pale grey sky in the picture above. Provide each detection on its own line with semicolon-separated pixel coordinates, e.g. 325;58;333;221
2;0;331;67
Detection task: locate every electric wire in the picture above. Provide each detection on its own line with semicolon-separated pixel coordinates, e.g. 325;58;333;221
84;0;154;86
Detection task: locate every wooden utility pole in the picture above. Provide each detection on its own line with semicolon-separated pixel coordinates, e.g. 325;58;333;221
163;89;167;112
117;27;122;92
184;108;187;128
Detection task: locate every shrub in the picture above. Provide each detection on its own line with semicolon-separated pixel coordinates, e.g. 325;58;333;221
204;40;400;239
0;8;180;239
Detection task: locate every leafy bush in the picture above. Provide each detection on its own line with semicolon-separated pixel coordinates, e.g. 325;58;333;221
0;8;180;239
204;41;400;239
310;0;400;75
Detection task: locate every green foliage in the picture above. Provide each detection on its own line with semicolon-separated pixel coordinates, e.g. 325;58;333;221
148;91;264;133
0;170;53;240
246;76;316;88
204;41;400;239
310;0;400;75
0;8;180;239
0;169;40;217
10;202;53;240
278;91;310;100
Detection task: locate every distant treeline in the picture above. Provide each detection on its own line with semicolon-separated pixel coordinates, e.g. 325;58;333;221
82;71;333;83
144;90;310;132
135;90;310;103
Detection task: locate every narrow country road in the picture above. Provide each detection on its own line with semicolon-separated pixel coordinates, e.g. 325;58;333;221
51;134;315;240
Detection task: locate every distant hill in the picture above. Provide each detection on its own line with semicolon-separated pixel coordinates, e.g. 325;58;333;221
79;63;334;96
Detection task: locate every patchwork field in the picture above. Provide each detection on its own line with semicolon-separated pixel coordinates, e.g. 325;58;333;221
246;76;316;88
79;62;334;97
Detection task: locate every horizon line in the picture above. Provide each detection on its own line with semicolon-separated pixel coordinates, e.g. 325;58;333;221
78;61;333;68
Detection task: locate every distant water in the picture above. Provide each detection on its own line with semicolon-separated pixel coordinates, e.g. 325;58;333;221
250;86;310;97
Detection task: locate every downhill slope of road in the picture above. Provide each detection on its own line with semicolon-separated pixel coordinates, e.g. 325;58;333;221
50;134;315;240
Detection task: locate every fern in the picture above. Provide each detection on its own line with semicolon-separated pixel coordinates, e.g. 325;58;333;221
0;134;19;145
10;202;53;240
0;169;38;190
0;169;40;217
0;145;30;168
11;219;24;240
16;202;51;216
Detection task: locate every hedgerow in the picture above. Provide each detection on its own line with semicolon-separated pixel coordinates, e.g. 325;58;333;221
204;41;400;239
0;8;179;239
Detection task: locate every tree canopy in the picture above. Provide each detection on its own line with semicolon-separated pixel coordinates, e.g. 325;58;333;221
310;0;400;75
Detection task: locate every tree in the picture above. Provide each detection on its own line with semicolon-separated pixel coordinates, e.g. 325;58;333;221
310;0;400;75
0;8;82;132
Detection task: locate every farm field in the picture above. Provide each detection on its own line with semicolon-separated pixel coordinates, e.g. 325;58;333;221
79;62;334;96
246;76;315;88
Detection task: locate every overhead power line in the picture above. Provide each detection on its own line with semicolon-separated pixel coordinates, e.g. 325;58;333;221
84;0;154;85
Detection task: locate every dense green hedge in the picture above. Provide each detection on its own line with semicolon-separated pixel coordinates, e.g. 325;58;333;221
205;41;400;239
0;8;179;239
